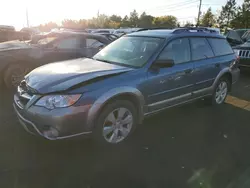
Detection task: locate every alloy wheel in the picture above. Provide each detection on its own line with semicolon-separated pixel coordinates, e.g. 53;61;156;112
215;81;228;104
102;107;133;143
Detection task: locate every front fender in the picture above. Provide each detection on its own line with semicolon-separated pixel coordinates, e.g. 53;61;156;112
86;87;145;130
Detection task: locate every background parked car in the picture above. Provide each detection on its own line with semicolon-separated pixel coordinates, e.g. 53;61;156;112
97;33;119;41
0;31;111;89
0;25;31;42
226;29;250;46
233;39;250;68
91;29;115;34
113;28;142;36
20;27;40;37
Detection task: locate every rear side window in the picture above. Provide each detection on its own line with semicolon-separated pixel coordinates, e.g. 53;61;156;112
54;37;80;49
208;38;233;56
86;38;104;48
190;38;214;61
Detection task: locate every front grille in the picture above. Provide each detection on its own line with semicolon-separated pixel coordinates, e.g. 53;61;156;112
16;81;34;107
19;96;29;106
239;50;250;58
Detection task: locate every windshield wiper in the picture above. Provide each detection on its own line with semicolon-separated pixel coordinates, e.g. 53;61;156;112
93;58;115;64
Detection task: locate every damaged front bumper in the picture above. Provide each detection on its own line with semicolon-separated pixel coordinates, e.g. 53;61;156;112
13;94;93;140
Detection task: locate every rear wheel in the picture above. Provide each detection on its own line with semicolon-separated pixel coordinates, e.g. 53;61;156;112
4;64;32;89
93;100;137;146
210;77;230;105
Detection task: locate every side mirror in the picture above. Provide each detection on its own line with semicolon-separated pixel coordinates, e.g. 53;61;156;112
154;59;174;68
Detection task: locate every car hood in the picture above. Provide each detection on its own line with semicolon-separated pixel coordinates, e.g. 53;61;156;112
0;40;32;52
25;58;133;94
233;42;250;49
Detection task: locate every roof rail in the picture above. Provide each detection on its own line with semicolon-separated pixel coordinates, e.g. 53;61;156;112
57;27;87;32
137;27;173;32
173;27;217;34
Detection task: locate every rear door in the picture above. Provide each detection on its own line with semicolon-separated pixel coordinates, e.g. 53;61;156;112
190;37;217;94
191;37;234;96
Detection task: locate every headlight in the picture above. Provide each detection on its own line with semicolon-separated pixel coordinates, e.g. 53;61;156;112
233;49;240;55
35;94;81;109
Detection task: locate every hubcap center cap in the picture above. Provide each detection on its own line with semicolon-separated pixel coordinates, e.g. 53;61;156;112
115;121;122;128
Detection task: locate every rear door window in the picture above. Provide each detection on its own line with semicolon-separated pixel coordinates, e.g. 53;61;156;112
53;37;81;49
190;38;214;61
86;38;104;48
208;38;233;56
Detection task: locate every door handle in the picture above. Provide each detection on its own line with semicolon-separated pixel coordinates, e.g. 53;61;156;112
185;69;193;74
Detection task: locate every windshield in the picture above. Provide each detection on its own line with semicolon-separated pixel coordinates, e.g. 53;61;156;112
93;36;164;68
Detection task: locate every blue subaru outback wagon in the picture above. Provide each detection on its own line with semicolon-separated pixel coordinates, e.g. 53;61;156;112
14;28;240;145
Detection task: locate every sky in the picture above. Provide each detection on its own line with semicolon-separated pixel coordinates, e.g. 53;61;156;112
0;0;244;30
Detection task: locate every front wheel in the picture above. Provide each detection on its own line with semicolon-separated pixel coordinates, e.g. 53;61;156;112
93;100;137;145
4;64;32;89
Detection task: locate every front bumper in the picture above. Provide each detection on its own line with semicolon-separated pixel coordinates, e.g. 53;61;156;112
13;94;93;140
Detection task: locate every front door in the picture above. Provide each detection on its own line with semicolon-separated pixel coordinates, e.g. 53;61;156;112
146;38;195;112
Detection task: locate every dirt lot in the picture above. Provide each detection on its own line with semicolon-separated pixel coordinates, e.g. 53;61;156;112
0;73;250;188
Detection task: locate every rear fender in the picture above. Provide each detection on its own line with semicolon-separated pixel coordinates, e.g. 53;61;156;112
212;67;232;90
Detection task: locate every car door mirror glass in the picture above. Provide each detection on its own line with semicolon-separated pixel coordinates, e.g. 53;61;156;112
154;59;174;68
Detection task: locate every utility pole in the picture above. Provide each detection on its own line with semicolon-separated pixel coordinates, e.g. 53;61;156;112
26;8;30;28
196;0;202;27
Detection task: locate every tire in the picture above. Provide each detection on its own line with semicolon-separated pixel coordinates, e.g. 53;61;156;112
209;77;230;105
4;64;32;90
0;75;4;89
93;100;138;146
